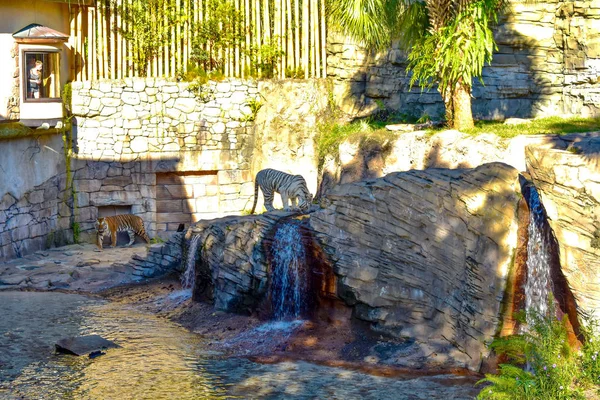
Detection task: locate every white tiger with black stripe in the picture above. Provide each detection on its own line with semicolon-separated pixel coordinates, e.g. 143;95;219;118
250;168;313;214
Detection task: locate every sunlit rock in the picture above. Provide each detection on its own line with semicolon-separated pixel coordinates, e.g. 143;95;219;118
526;132;600;321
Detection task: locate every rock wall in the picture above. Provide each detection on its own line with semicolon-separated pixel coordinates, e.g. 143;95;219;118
187;163;521;371
0;133;73;261
71;78;259;241
250;80;330;210
186;213;290;313
526;133;600;321
328;0;600;120
318;129;591;197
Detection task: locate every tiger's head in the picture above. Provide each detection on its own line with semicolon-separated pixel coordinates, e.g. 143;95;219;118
298;191;313;212
95;217;108;249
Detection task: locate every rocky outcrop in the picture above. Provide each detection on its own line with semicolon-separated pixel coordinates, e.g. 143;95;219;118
186;213;292;313
310;162;521;370
526;134;600;321
188;162;521;371
319;129;564;197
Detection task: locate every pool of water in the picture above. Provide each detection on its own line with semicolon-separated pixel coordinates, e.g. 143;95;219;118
0;291;480;399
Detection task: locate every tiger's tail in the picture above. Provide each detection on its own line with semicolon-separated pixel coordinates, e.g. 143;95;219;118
250;178;259;214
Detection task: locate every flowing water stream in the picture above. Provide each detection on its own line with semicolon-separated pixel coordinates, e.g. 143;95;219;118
269;220;310;320
523;184;553;326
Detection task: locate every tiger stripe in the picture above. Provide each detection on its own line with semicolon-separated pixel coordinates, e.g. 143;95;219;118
250;168;313;214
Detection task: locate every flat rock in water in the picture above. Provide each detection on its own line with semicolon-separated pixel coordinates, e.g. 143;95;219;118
55;335;120;356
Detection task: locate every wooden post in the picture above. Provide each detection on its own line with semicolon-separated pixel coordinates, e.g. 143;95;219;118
88;6;96;80
320;0;326;77
294;0;299;73
302;0;308;78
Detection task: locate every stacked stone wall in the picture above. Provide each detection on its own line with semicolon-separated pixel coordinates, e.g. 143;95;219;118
328;0;600;120
0;133;72;261
71;78;259;242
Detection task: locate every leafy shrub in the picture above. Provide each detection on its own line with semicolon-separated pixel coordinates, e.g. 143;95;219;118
477;308;600;399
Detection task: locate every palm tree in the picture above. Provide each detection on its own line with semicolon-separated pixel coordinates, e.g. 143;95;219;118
329;0;506;131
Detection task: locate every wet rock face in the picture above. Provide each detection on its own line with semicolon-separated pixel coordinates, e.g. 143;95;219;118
187;213;291;314
188;162;521;371
526;133;600;321
309;162;521;371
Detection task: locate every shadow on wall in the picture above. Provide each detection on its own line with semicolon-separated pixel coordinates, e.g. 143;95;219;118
329;2;589;123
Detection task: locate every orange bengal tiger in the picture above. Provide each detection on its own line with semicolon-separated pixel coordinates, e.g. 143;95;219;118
95;214;151;249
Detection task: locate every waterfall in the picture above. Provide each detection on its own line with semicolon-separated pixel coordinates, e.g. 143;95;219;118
270;220;310;320
523;185;551;325
181;234;201;290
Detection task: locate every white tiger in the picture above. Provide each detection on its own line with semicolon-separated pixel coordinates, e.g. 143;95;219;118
250;168;313;214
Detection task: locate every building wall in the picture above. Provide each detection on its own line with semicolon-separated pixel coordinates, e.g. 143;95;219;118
0;0;71;122
328;0;600;120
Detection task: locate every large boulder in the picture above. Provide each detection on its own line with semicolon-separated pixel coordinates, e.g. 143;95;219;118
526;132;600;321
310;162;521;370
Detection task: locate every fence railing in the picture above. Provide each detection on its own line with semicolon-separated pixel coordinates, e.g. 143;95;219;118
68;0;327;81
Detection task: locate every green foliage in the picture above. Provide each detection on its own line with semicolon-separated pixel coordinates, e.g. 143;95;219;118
72;222;81;244
476;307;600;400
150;236;165;244
190;0;244;73
285;66;305;78
580;316;600;388
102;0;183;75
407;0;500;95
244;37;285;79
240;98;262;122
329;0;506;129
424;116;600;138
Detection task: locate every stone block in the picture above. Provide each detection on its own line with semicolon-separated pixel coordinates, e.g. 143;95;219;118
11;225;30;241
6;213;33;230
28;190;45;204
156;212;192;224
157;199;184;213
76;180;102;193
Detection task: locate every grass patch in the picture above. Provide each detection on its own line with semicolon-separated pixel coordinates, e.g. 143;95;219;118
424;116;600;138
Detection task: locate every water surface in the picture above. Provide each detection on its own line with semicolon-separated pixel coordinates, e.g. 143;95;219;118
0;291;480;399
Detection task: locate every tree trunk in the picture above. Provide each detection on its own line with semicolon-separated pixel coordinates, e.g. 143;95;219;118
451;80;474;131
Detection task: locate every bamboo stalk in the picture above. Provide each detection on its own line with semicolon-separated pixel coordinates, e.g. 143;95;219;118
272;0;278;77
320;0;326;77
171;0;176;76
76;6;83;81
302;0;308;78
183;0;189;74
69;6;76;80
235;0;240;77
116;0;122;78
109;1;115;79
176;0;182;74
255;0;261;76
244;0;250;77
313;0;320;78
89;6;96;80
151;2;158;77
294;0;299;72
102;4;110;78
127;0;133;77
279;0;284;78
310;0;316;77
286;0;292;75
164;0;170;77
